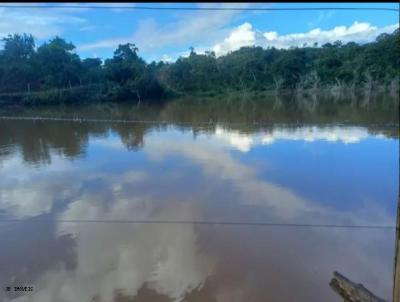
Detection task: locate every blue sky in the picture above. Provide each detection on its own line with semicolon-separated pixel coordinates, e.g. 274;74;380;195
0;2;398;62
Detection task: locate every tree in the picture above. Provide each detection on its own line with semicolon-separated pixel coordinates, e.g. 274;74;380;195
0;28;398;104
0;34;36;92
81;58;104;84
1;34;35;60
34;37;81;88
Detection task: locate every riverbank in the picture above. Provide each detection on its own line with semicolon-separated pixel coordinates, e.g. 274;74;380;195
0;84;398;108
1;91;399;128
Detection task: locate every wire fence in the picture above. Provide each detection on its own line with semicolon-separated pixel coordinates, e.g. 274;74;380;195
0;219;396;230
0;116;398;128
0;5;398;12
0;84;103;97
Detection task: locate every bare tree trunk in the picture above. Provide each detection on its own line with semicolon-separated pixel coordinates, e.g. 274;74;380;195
273;92;283;110
135;90;141;108
313;71;320;90
295;75;304;95
239;76;247;100
361;71;373;107
389;77;399;99
273;76;284;91
310;90;318;113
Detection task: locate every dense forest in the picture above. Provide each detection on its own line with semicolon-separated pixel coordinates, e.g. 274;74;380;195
0;28;399;105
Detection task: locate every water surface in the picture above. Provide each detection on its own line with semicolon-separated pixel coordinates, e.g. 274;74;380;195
0;97;398;302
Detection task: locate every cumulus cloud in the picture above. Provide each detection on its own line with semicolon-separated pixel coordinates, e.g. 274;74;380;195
260;126;381;144
143;126;395;227
5;204;211;302
0;155;80;218
215;126;254;152
263;22;399;49
145;130;323;219
52;196;209;302
212;126;387;153
213;22;265;57
3;167;212;302
212;21;399;56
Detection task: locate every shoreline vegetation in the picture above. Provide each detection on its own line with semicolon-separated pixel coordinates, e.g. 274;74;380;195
1;100;398;165
0;29;399;106
1;91;399;126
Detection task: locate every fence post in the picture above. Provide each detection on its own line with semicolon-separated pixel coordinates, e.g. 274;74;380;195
394;195;399;302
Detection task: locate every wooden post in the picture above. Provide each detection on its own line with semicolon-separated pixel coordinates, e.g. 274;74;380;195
330;271;387;302
394;195;399;302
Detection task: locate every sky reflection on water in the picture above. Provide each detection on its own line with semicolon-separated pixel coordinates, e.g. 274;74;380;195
0;118;398;302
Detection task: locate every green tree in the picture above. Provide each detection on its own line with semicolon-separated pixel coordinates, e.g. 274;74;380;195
0;34;36;92
34;37;82;88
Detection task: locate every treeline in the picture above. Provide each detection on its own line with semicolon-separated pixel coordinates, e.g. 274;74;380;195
0;36;167;104
0;29;399;105
163;29;399;93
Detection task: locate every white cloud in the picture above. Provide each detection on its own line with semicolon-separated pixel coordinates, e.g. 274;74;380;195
143;126;394;227
0;3;140;41
53;197;209;302
213;22;265;57
0;6;87;39
4;169;212;302
78;3;253;52
263;22;399;49
145;130;318;219
215;126;254;152
0;154;80;218
260;126;372;144
211;126;387;153
161;54;173;63
212;21;399;56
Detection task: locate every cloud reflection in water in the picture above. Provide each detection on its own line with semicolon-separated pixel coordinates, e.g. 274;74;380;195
0;124;397;302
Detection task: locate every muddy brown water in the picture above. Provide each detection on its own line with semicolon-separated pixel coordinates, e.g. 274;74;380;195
0;96;399;302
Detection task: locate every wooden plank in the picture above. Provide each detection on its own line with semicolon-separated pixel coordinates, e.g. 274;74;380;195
330;271;387;302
